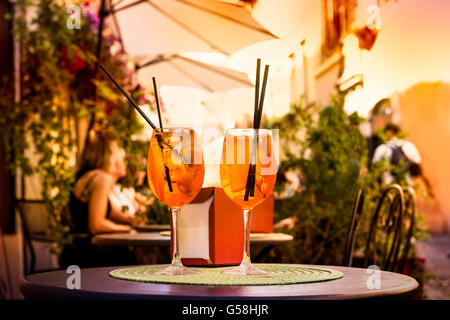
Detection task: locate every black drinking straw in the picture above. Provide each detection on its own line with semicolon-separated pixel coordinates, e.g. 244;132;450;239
152;77;173;192
98;64;157;130
244;62;270;201
256;65;269;128
152;77;164;129
99;64;173;192
253;59;261;128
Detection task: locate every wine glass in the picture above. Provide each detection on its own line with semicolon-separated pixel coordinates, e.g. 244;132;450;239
147;128;205;275
220;128;278;275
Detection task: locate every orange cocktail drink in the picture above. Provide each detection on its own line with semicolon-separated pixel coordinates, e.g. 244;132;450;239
147;128;204;275
220;128;277;275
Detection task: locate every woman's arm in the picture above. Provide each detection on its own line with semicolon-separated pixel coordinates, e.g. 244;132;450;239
108;187;140;225
108;204;136;225
88;174;131;234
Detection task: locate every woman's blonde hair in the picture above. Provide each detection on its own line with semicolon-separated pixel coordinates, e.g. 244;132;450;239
76;129;117;179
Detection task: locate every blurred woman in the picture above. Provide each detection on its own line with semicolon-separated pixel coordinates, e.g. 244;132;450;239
59;129;138;268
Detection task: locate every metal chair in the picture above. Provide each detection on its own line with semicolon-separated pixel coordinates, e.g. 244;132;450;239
342;189;364;267
343;184;418;273
15;200;58;275
364;184;405;271
396;186;416;273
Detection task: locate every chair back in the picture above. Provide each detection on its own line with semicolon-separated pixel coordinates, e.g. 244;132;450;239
342;189;364;267
396;187;416;273
16;200;49;234
15;200;54;275
364;184;405;271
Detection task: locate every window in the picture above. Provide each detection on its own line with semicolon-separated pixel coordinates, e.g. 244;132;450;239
321;0;357;59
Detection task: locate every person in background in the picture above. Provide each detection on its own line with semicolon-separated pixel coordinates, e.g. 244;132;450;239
273;171;302;230
372;123;434;197
59;129;140;268
366;98;393;169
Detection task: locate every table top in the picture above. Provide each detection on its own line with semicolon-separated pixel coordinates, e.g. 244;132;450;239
92;232;294;246
133;224;171;232
20;264;419;300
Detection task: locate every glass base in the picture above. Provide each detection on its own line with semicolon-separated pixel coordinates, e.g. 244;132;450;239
222;264;268;275
154;264;199;275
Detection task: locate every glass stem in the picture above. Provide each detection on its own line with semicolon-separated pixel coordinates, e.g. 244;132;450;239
241;209;252;267
171;208;182;267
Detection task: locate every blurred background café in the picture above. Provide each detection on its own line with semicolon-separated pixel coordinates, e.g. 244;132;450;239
0;0;449;300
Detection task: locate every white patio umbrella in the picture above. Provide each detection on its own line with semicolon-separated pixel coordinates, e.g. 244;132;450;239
105;0;276;56
135;53;253;92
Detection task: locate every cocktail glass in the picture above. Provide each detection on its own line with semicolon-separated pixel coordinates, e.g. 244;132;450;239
220;128;278;275
147;128;205;275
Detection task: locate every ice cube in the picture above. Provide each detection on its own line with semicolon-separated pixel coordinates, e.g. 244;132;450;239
225;165;248;192
177;180;192;194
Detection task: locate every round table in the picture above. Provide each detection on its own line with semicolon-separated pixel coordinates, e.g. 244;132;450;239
133;224;171;232
91;232;294;246
20;264;419;300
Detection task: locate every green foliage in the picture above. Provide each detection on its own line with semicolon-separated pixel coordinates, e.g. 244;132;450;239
0;0;159;254
266;96;367;264
146;199;171;225
265;95;428;270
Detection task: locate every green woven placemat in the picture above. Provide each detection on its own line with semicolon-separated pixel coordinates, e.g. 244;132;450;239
109;265;343;286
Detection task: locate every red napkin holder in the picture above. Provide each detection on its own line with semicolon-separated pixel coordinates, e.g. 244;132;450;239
170;187;274;266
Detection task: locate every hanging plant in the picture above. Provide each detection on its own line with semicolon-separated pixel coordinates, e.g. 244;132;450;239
0;0;154;254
